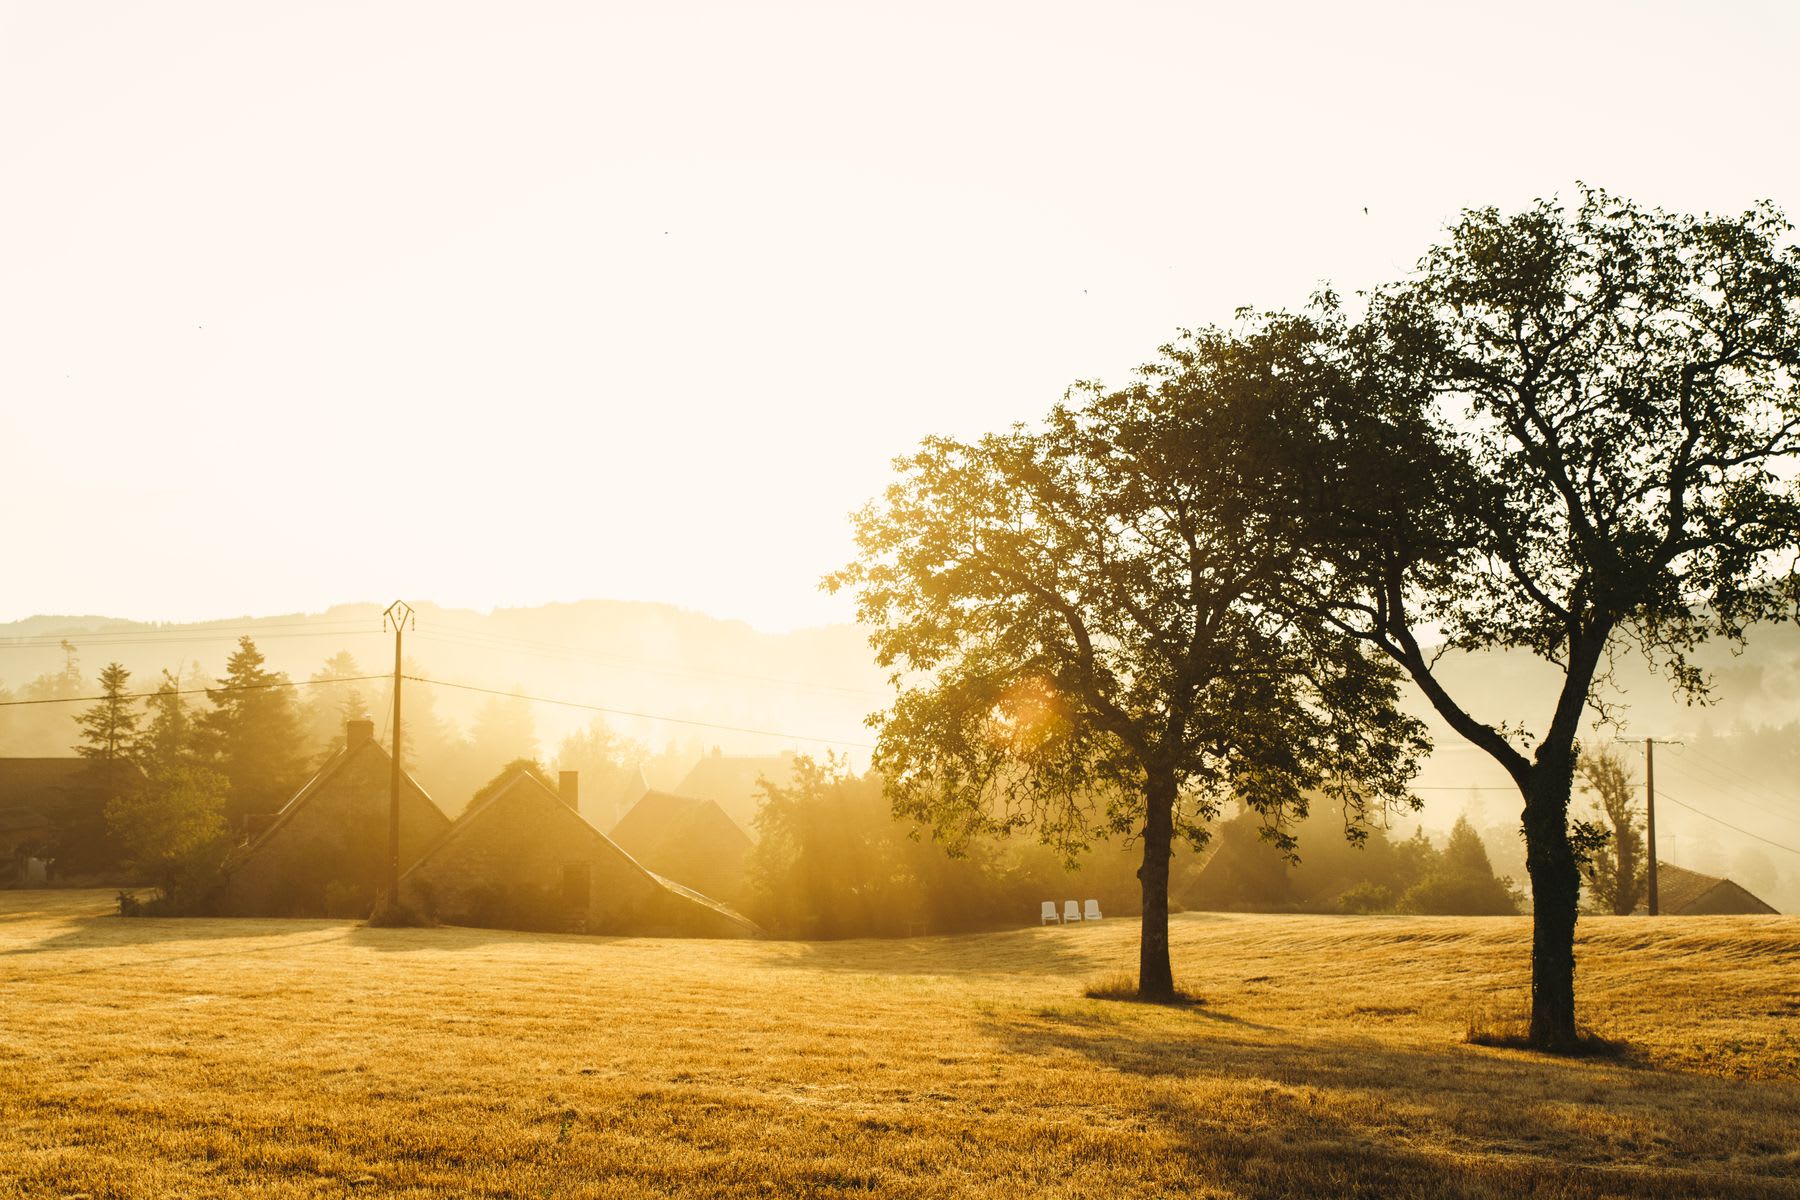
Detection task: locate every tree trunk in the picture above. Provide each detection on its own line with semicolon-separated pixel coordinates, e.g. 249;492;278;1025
1136;773;1176;1000
1522;759;1582;1050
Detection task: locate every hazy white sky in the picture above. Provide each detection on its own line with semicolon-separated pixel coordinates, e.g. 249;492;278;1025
4;0;1797;630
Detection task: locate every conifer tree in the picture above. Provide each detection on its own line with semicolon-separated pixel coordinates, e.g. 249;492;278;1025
73;662;138;760
196;637;307;822
134;669;195;777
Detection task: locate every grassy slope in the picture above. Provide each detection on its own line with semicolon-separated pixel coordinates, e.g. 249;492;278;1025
1;892;1797;1199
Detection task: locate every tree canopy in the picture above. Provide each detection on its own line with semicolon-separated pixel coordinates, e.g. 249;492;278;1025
832;330;1426;997
1313;187;1800;1048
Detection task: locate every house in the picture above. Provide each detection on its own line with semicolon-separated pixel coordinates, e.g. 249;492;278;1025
400;766;759;938
216;719;452;917
608;789;753;903
0;806;53;863
0;756;129;876
1648;863;1780;915
671;748;798;837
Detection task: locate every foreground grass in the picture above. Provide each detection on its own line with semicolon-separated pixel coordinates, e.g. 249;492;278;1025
2;892;1797;1198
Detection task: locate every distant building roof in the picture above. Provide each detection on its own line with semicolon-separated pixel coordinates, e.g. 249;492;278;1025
609;789;752;900
0;808;51;834
1651;862;1780;915
0;758;93;814
671;750;797;837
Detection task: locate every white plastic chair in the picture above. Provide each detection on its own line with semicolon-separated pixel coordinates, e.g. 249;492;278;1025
1040;900;1060;925
1084;899;1102;921
1063;899;1083;923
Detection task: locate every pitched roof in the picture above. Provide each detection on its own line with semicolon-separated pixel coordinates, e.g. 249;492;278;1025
0;808;52;834
610;789;750;851
235;737;438;859
1653;862;1780;915
0;758;92;810
671;751;796;836
405;770;760;936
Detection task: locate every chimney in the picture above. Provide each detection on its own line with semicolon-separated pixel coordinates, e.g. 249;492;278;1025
559;770;579;812
346;718;375;749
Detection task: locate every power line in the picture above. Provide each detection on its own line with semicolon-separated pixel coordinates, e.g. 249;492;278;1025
404;674;875;749
0;674;389;707
1668;745;1800;819
0;627;385;652
1655;789;1800;857
1658;760;1800;827
0;626;379;644
412;627;890;700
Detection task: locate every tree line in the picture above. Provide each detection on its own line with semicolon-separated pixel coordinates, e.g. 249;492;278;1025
831;187;1800;1051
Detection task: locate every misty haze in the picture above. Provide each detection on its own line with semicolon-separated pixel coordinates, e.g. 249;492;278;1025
4;3;1800;1198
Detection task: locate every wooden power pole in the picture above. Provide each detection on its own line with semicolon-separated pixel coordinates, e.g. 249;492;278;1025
383;600;415;908
1644;737;1659;916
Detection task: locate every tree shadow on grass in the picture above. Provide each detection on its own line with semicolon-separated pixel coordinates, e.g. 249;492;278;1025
0;917;357;980
750;920;1148;979
981;1009;1800;1199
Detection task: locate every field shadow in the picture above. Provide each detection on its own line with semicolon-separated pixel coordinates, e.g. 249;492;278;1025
981;1010;1800;1199
0;911;340;959
756;923;1113;978
341;922;648;954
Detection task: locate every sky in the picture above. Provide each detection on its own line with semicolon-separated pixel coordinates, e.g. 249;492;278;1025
4;0;1799;631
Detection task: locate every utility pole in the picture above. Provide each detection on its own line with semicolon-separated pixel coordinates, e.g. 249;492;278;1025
1637;737;1684;916
383;600;414;909
1644;737;1658;916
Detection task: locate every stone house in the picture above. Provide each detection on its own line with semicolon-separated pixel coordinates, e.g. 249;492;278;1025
608;789;753;903
400;766;759;937
216;719;451;917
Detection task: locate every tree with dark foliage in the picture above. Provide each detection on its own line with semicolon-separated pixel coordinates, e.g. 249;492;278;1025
1576;749;1647;916
831;336;1426;999
74;662;138;761
196;638;307;824
1315;188;1800;1049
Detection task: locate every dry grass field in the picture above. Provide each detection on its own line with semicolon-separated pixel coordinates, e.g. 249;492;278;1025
2;891;1797;1199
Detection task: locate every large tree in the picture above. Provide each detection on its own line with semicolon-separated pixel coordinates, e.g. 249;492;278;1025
196;637;308;823
831;333;1425;998
106;764;229;907
1316;188;1800;1049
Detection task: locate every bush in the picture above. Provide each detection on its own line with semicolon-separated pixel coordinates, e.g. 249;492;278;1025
1398;870;1519;916
1335;881;1395;914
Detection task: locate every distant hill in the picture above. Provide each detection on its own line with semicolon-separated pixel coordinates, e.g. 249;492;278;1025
0;600;888;763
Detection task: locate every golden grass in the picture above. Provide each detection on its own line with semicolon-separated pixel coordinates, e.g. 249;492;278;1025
2;891;1797;1198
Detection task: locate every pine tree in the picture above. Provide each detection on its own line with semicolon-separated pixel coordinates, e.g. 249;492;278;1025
134;669;195;777
196;637;307;823
299;651;371;759
74;662;139;760
469;690;536;774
